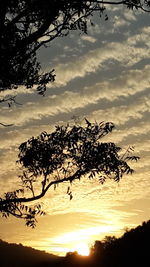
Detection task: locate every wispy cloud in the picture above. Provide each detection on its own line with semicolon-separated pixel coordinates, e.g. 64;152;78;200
1;63;149;127
46;30;150;88
80;35;97;43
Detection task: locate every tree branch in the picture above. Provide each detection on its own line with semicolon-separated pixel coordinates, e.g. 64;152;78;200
0;169;85;207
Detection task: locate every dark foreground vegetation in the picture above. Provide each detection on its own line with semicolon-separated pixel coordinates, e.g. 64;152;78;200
0;220;150;267
91;219;150;267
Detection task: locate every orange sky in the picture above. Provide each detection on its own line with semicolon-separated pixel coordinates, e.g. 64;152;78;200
0;7;150;255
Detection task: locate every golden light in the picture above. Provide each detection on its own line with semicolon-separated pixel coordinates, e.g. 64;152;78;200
74;242;90;256
47;225;120;255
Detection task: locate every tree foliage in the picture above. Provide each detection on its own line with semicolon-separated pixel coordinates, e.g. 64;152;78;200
0;120;139;227
91;220;150;267
0;0;149;97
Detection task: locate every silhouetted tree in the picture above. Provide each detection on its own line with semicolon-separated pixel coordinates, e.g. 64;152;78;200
91;220;150;267
0;120;139;227
0;0;149;97
90;240;104;257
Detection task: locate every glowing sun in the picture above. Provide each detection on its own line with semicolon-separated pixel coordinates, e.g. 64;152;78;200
75;242;90;256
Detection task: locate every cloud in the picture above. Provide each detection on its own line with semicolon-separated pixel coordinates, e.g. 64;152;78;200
142;26;150;34
1;27;149;101
1;68;149;127
113;16;130;28
127;30;150;46
80;35;97;43
45;30;150;88
123;11;137;22
90;94;150;126
0;63;149;156
0;86;34;98
107;121;150;145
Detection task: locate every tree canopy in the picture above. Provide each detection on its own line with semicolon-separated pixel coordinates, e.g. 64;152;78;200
0;120;139;227
90;220;150;267
0;0;149;97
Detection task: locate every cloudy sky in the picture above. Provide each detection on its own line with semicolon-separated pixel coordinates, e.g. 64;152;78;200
0;5;150;255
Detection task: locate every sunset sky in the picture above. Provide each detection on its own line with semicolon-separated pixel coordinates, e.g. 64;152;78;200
0;6;150;256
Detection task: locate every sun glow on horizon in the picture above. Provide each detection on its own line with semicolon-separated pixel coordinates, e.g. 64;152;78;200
46;225;120;255
54;225;118;244
74;242;90;256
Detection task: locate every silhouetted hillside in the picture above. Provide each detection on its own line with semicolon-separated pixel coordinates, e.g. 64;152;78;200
1;220;150;267
92;220;150;267
0;239;60;267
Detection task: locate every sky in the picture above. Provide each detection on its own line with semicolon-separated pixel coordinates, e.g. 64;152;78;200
0;5;150;256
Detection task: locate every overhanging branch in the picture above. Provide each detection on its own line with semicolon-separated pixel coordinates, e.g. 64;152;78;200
0;169;85;207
